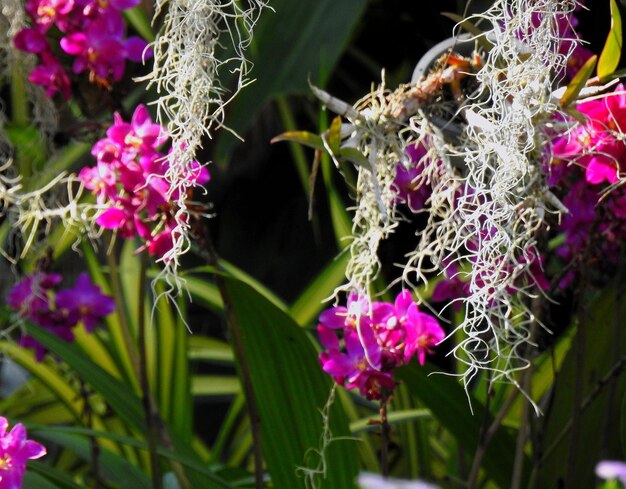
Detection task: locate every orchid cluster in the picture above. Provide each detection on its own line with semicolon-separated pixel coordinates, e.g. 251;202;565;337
0;417;46;489
318;291;444;400
548;83;626;284
13;0;150;98
79;104;209;258
7;272;114;360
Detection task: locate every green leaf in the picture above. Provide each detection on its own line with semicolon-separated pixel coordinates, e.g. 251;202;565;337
395;364;529;488
25;324;238;489
289;252;349;326
1;342;83;421
598;0;623;80
4;122;47;175
188;336;234;363
214;0;368;163
192;375;240;396
124;6;154;42
538;285;626;488
327;116;342;155
27;461;84;489
349;409;431;434
24;322;146;432
338;147;370;169
224;277;360;488
621;390;626;458
560;55;598;108
26;142;90;192
23;470;66;489
34;430;152;488
271;131;326;151
32;426;238;488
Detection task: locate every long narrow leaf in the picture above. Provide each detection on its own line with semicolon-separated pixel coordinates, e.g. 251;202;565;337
224;276;360;488
598;0;623;80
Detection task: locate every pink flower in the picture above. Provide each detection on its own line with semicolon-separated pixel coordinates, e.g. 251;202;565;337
79;161;117;203
596;460;626;485
402;305;445;366
553;84;626;185
0;417;46;489
317;291;443;400
106;105;166;157
82;105;210;257
25;0;74;31
27;53;72;100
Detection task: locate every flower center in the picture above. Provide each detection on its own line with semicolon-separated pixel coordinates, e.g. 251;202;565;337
37;5;56;21
0;454;13;471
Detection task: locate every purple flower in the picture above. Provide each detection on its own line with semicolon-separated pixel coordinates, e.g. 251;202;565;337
55;273;115;331
7;273;61;322
358;472;441;489
61;10;127;84
7;273;114;360
596;460;626;485
106;105;166;157
0;417;46;489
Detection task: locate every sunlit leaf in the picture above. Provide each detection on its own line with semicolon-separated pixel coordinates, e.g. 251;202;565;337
289;252;349;326
350;409;431;434
598;0;623;80
271;131;325;151
560;55;598;108
327;116;342;155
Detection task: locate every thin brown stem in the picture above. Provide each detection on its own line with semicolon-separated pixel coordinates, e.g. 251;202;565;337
379;394;391;478
202;229;264;489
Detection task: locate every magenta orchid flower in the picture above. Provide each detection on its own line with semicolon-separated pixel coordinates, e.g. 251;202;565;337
61;10;128;84
553;84;626;185
81;105;210;259
318;291;444;400
25;0;74;31
0;417;46;489
28;53;72;100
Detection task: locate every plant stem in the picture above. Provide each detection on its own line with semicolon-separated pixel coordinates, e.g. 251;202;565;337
202;229;264;489
137;252;163;489
380;393;391;478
